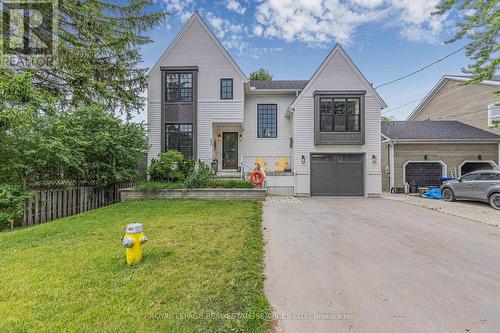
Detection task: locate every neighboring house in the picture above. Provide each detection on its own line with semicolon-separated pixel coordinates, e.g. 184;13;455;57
407;75;500;134
147;12;386;196
381;121;500;192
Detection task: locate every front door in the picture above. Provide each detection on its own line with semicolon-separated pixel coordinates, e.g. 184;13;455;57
222;132;238;169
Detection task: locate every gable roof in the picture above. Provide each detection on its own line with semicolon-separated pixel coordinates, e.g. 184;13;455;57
407;75;500;120
290;44;387;109
148;11;247;81
445;74;500;83
249;80;308;91
382;121;500;141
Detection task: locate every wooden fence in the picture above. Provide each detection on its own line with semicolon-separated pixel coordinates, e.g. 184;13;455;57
21;181;137;227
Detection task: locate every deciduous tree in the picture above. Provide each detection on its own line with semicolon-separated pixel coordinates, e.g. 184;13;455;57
434;0;499;85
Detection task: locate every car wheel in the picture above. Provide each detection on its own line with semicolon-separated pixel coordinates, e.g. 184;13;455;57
442;188;455;202
489;193;500;210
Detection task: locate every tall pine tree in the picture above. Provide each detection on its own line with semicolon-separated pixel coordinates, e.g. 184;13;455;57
3;0;168;115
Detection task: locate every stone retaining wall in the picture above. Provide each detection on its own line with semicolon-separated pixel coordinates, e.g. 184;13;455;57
119;188;267;202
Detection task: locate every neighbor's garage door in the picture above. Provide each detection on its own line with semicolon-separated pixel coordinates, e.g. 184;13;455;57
311;154;364;196
405;162;442;187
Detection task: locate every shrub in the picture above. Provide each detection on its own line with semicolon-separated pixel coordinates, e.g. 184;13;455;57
184;162;213;189
0;185;34;229
148;151;185;182
179;158;196;179
134;179;253;190
134;181;184;191
207;179;254;188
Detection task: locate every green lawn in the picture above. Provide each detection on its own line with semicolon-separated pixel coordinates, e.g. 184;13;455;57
0;200;270;332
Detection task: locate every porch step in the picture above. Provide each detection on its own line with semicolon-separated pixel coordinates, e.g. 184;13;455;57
215;171;242;179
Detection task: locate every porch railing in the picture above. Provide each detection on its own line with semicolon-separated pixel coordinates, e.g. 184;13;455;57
240;155;292;178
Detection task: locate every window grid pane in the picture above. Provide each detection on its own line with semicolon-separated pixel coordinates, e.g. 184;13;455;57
221;79;233;99
165;123;193;158
257;104;277;138
165;73;193;102
319;97;360;133
180;74;192;88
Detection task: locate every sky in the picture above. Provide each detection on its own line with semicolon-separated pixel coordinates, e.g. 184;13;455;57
133;0;472;122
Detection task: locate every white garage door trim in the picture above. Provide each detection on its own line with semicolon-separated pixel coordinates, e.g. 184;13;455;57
403;160;447;185
458;160;498;176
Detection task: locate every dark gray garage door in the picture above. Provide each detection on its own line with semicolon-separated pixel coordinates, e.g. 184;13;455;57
311;154;364;196
405;162;442;187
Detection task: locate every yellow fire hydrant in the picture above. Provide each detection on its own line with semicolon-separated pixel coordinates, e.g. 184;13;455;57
121;223;149;265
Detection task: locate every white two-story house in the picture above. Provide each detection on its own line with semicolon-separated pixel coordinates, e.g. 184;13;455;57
148;12;386;197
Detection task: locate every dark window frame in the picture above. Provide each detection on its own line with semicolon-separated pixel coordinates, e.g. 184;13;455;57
165;73;193;102
165;123;193;158
257;104;278;138
319;96;361;133
220;78;233;100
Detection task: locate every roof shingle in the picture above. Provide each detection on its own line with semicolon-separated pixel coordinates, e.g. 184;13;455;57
249;80;309;90
381;121;500;141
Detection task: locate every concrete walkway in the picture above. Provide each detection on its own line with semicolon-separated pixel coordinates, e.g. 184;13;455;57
263;197;500;333
382;193;499;227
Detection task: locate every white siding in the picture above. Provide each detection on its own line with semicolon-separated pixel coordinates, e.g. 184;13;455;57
147;102;161;163
147;16;245;164
293;49;383;196
239;94;294;169
199;101;244;163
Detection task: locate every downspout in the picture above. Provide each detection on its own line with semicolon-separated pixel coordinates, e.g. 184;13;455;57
389;141;395;192
498;143;500;170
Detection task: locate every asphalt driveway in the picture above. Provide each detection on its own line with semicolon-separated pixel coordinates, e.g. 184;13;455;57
263;197;500;333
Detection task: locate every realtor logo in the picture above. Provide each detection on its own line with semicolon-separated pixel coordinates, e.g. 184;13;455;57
1;0;57;67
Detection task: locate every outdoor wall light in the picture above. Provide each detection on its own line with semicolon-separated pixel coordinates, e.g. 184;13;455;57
371;154;377;163
239;133;243;141
424;154;428;160
301;155;305;164
217;133;221;142
477;154;482;160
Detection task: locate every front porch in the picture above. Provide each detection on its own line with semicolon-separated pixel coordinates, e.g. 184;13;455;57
212;122;243;172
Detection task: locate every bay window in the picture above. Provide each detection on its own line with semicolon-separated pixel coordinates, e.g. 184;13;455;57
320;97;360;132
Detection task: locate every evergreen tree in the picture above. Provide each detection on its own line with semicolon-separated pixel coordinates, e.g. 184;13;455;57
2;0;168;116
249;68;273;81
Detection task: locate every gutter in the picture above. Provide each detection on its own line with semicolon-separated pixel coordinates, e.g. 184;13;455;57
247;88;303;93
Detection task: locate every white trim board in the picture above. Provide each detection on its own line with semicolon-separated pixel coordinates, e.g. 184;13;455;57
402;160;448;185
458;160;498;176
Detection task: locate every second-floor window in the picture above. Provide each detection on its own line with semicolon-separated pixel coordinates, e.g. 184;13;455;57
488;104;500;128
220;78;233;99
320;97;360;132
257;104;277;138
166;73;192;102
